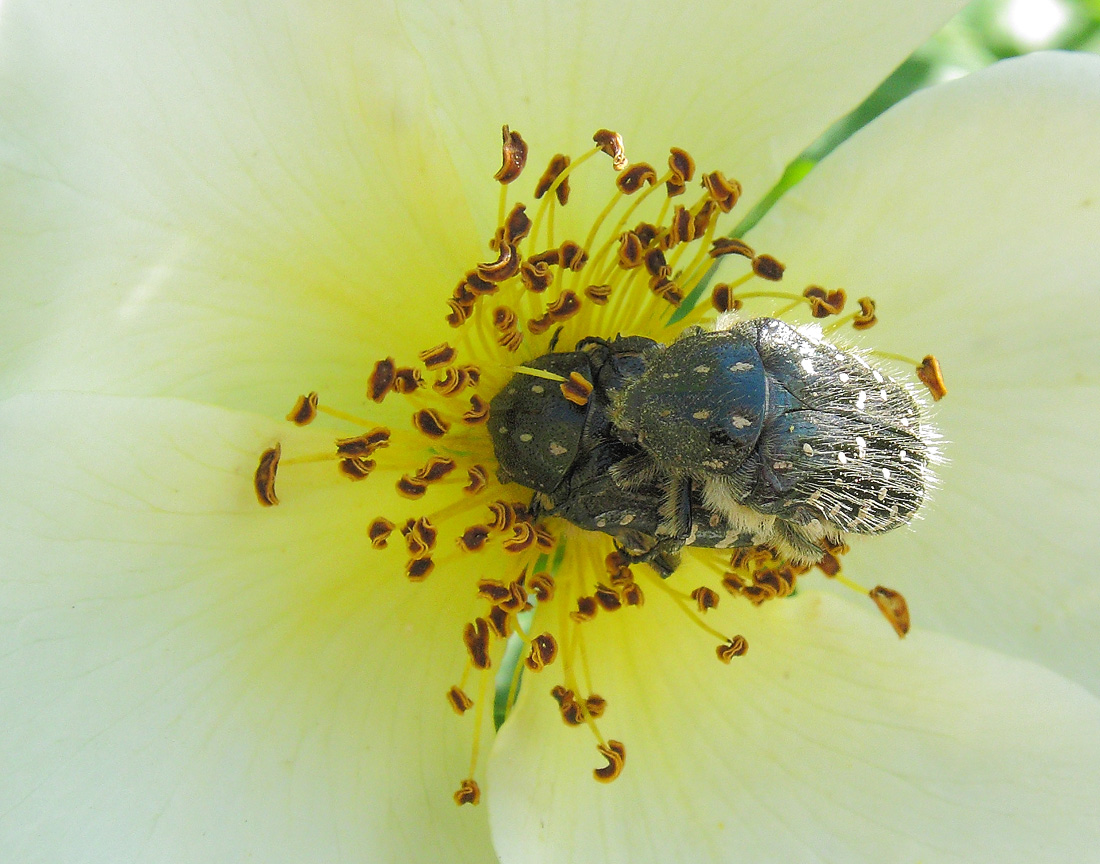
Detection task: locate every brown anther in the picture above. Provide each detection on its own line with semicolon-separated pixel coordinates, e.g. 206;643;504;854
286;392;318;426
691;586;720;612
667;147;695;191
570;595;598;622
412;408;450;439
529;571;555;602
414;456;456;484
368;517;396;549
462;618;492;670
621;583;645;606
594;584;622;612
584;284;612;305
593;129;627;171
458;525;491;552
803;285;847;318
560;371;593;407
502;521;535;553
693;200;718;237
497;329;523;352
711;283;743;313
716;635;749;663
605;549;630;575
336;428;391;458
253;445;281;507
492;305;517;331
656;282;683;307
418;342;457;370
669;205;696;245
528;248;561;267
453;778;481;807
464;270;498;297
709;237;755;259
702;171;742;212
534;153;571;206
558;241;588;272
477;579;512;604
404;517;438;557
549;684;571;706
460;365;481;386
870;585;911;638
494;125;528;185
634;222;659;246
520;260;553;293
585;695;607;718
487;500;517;531
446;299;471;327
617;231;645;269
464;464;489;495
644;247;670;279
396;474;429;499
392;367;423;394
524;633;558;671
501;580;529;614
816;551;842;577
533;525;556;551
446;685;474;715
462;394;490;425
338;456;376;480
487;604;511;638
917;355;947;401
853;297;878;330
477;242;520;283
616;162;657;194
593;740;626;783
503;203;531;244
405;556;434;581
527;313;553;335
751;254;785;282
553;688;585;726
432;367;464;397
368;357;396;403
547;291;582;322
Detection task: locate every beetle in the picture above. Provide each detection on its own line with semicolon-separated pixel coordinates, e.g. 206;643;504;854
488;334;755;575
488;316;934;572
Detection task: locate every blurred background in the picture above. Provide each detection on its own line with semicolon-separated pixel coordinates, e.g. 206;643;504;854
740;0;1100;231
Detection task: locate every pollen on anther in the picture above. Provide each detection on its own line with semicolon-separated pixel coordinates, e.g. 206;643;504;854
716;635;749;662
368;517;396;549
458;525;491;552
524;633;558;671
446;685;474;715
463;618;492;669
454;778;481;806
691;586;720;612
752;254;785;281
405;557;434;581
338;456;375;480
286;392;318;425
494;125;528;185
413;408;450;439
464;465;489;495
616;162;657;194
253;445;281;507
535;154;571;205
561;371;593;406
853;297;878;330
709;237;754;259
917;355;948;401
870;586;911;638
571;595;598;622
593;740;627;783
593;129;627;170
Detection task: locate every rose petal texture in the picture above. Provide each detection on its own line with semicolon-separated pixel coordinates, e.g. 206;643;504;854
743;52;1100;694
0;0;962;416
488;588;1100;864
0;393;497;863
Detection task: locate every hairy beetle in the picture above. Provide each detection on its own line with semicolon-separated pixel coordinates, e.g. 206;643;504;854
488;317;934;572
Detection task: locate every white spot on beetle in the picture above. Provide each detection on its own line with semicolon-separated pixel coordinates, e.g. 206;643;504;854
519;433;533;442
728;361;754;372
692;410;711;420
549;442;568;456
693;364;711;373
872;370;885;383
803;443;814;456
619;514;635;525
837;452;849;465
839;372;851;383
855;391;867;410
531;385;544;394
882;467;891;481
730;414;751;429
800;358;815;375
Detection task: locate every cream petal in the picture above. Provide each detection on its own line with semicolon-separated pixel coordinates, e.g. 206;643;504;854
399;0;965;238
742;52;1100;692
488;588;1100;864
0;394;493;862
0;1;479;415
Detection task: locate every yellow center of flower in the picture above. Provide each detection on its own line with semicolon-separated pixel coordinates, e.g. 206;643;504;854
253;126;946;806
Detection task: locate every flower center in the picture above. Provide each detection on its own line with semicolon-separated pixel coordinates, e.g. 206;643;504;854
253;127;946;806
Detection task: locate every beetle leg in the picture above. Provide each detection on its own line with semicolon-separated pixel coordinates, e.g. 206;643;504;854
613;536;683;578
609;450;661;489
658;473;694;544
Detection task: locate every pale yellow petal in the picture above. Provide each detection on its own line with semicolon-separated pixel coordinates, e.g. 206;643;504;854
0;394;492;862
488;588;1100;864
743;52;1100;692
0;1;478;415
